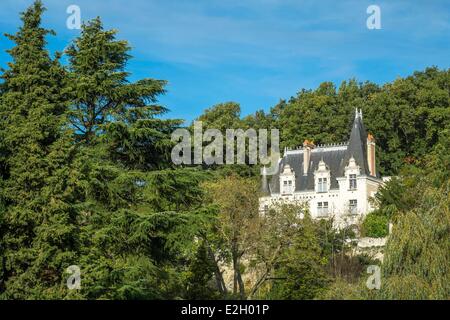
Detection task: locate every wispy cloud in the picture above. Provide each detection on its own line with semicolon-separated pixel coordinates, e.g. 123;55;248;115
1;0;449;121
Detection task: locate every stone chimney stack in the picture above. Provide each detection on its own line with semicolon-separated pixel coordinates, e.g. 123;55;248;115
303;140;315;176
367;133;376;176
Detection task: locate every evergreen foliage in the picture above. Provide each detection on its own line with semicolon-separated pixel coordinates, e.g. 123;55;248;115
0;0;82;298
0;0;448;300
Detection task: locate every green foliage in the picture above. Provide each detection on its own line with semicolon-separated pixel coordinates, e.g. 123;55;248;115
0;1;212;300
185;242;221;299
320;278;368;300
203;175;260;299
143;168;209;212
237;69;450;176
104;118;181;170
196;102;242;131
268;213;329;300
0;1;84;299
0;0;448;301
361;211;389;238
380;188;449;299
66;16;182;168
377;135;450;299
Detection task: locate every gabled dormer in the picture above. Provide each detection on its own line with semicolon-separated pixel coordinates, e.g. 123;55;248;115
280;164;295;195
314;159;330;192
344;156;361;190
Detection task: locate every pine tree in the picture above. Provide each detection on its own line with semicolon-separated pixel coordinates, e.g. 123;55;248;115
62;17;210;299
0;1;82;298
66;17;180;170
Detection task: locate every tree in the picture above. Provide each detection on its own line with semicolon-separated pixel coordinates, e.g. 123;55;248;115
196;102;242;131
185;240;221;299
268;213;329;299
361;211;389;238
247;202;308;298
62;14;220;300
380;192;449;299
378;130;450;299
193;102;262;177
66;17;180;170
0;1;84;298
364;67;450;175
202;175;259;299
65;17;167;141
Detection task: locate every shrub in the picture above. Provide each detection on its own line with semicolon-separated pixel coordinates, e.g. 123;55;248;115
361;212;389;238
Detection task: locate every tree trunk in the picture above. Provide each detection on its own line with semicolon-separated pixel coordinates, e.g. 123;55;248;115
208;246;227;296
232;243;245;299
203;237;227;296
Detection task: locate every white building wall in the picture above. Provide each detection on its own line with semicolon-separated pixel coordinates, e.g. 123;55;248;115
260;174;383;228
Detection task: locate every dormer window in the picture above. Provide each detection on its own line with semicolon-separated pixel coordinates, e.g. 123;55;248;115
280;164;295;195
282;180;294;194
314;160;330;193
349;174;357;190
344;156;361;191
318;178;328;192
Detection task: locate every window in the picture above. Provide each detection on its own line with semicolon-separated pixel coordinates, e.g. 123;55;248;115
349;199;357;214
349;174;357;190
317;202;329;216
318;177;328;192
282;180;293;194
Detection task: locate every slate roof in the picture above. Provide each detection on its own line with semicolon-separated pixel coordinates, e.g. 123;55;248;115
263;109;376;195
341;112;371;177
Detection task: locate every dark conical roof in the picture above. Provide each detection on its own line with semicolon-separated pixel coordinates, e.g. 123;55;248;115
339;109;371;176
266;109;378;196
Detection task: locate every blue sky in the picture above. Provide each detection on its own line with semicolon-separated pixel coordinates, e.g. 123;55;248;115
1;0;449;123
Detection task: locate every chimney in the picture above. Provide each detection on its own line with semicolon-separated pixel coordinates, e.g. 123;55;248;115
367;133;376;176
303;140;315;176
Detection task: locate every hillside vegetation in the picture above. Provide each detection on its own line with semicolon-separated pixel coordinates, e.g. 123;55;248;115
0;1;448;300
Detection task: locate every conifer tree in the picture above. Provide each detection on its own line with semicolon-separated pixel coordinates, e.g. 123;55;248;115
0;1;82;298
66;18;180;169
62;17;210;299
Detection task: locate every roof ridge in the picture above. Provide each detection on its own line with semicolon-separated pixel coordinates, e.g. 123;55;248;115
287;141;349;150
316;141;349;148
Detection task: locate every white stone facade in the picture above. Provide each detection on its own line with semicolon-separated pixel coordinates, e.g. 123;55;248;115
260;110;384;228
